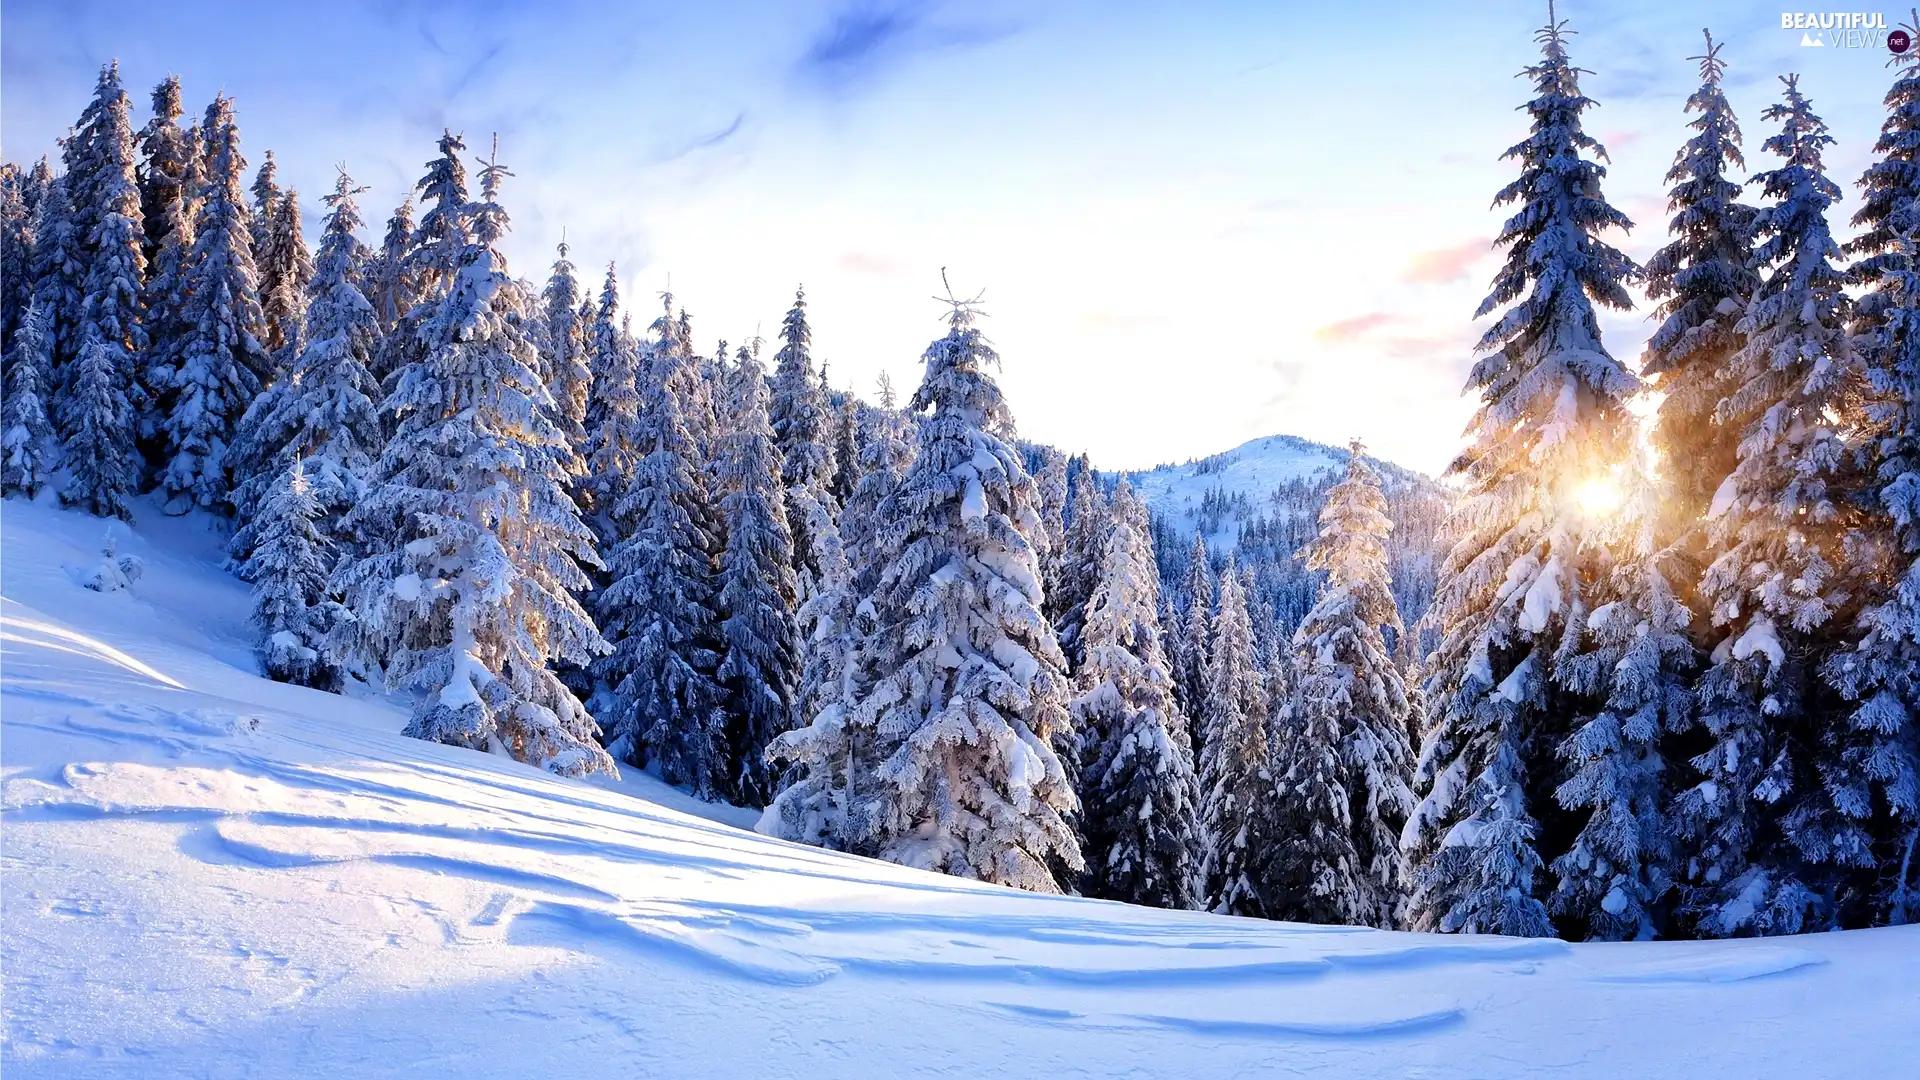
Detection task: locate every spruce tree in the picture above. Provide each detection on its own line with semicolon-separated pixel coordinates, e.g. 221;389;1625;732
1074;479;1199;909
136;76;192;273
1678;75;1863;937
1271;444;1415;928
60;337;135;520
30;172;84;383
578;265;642;525
1407;11;1639;938
249;458;336;688
1552;454;1693;940
1051;454;1109;670
334;140;614;778
1171;533;1215;738
538;237;590;450
765;292;1081;891
593;304;727;792
713;341;801;806
1198;559;1277;916
1;301;58;499
1643;31;1759;545
770;286;837;601
1849;10;1920;347
137;78;197;458
258;188;313;368
227;168;381;556
368;197;414;336
0;165;34;349
248;149;280;259
158;94;270;514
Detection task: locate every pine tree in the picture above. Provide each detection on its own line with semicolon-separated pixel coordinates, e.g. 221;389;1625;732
828;392;861;510
30;172;84;384
1198;559;1277;915
1032;444;1070;593
1643;31;1760;546
578;265;643;525
1270;444;1416;928
593;304;727;792
839;386;914;596
1407;11;1639;938
368;197;415;336
770;286;837;602
1677;74;1863;937
1074;479;1199;908
1849;9;1920;348
1830;220;1920;928
258;188;313;368
158;94;270;514
765;291;1081;891
334;140;614;779
1051;454;1109;669
60;337;135;520
1171;533;1215;737
713;342;802;806
248;149;280;259
538;237;590;450
1;301;58;498
249;458;336;688
0;165;34;349
1551;454;1693;940
137;78;198;458
227;168;382;557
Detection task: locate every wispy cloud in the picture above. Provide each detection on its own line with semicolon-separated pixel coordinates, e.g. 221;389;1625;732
649;112;748;165
1402;239;1491;285
795;1;1018;94
1313;312;1399;342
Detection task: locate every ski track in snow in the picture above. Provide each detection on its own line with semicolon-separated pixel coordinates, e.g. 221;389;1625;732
4;496;1918;1078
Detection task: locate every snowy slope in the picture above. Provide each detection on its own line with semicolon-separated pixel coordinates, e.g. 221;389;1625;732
1123;433;1426;552
3;499;1917;1079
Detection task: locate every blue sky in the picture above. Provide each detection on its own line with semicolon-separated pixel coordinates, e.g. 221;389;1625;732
0;0;1901;473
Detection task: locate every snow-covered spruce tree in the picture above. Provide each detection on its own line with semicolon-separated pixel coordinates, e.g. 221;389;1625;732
248;149;279;262
377;133;470;387
1643;30;1760;547
258;188;313;369
1849;10;1920;351
840;384;915;596
655;294;720;467
30;172;84;382
332;142;614;779
368;197;414;337
59;336;136;520
770;286;838;592
136;76;192;273
1170;533;1215;737
766;293;1082;891
578;264;643;527
248;458;337;688
1405;12;1640;938
137;78;198;459
538;237;590;450
828;392;862;510
1270;443;1416;928
1;166;34;348
712;341;802;806
227;168;382;560
158;94;270;514
2;301;58;498
592;307;727;791
1551;452;1693;940
1677;75;1865;937
1050;454;1110;670
1074;478;1200;909
1829;219;1920;927
1032;443;1069;590
1198;559;1278;916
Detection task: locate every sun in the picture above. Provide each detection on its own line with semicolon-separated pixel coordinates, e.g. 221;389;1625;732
1574;475;1625;518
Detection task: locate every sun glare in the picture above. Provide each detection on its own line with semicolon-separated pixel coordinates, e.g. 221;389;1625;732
1574;476;1625;518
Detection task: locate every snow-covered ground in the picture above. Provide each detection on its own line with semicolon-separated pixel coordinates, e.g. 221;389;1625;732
3;497;1915;1079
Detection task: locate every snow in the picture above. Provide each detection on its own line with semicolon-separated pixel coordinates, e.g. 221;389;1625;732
1122;434;1356;551
5;497;1919;1077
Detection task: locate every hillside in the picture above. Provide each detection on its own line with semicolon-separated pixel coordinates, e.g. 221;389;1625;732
3;498;1915;1078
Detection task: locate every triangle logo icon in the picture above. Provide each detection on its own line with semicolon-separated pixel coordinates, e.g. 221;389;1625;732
1801;31;1825;45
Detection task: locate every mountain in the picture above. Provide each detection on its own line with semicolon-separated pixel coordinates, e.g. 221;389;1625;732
3;496;1914;1078
1120;433;1440;555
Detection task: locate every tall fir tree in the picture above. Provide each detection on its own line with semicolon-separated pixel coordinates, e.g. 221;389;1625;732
538;237;591;450
1642;31;1759;548
30;170;84;385
334;140;614;779
1271;444;1416;928
158;94;270;514
0;165;35;349
135;76;191;273
248;458;337;688
764;292;1081;891
1050;454;1109;670
1677;75;1864;937
1;300;58;499
1073;479;1200;909
248;149;280;260
258;188;314;370
712;341;802;806
227;168;382;558
137;78;198;458
1170;533;1215;738
1407;11;1640;937
1198;559;1278;916
1551;453;1693;940
593;305;727;792
578;265;643;527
